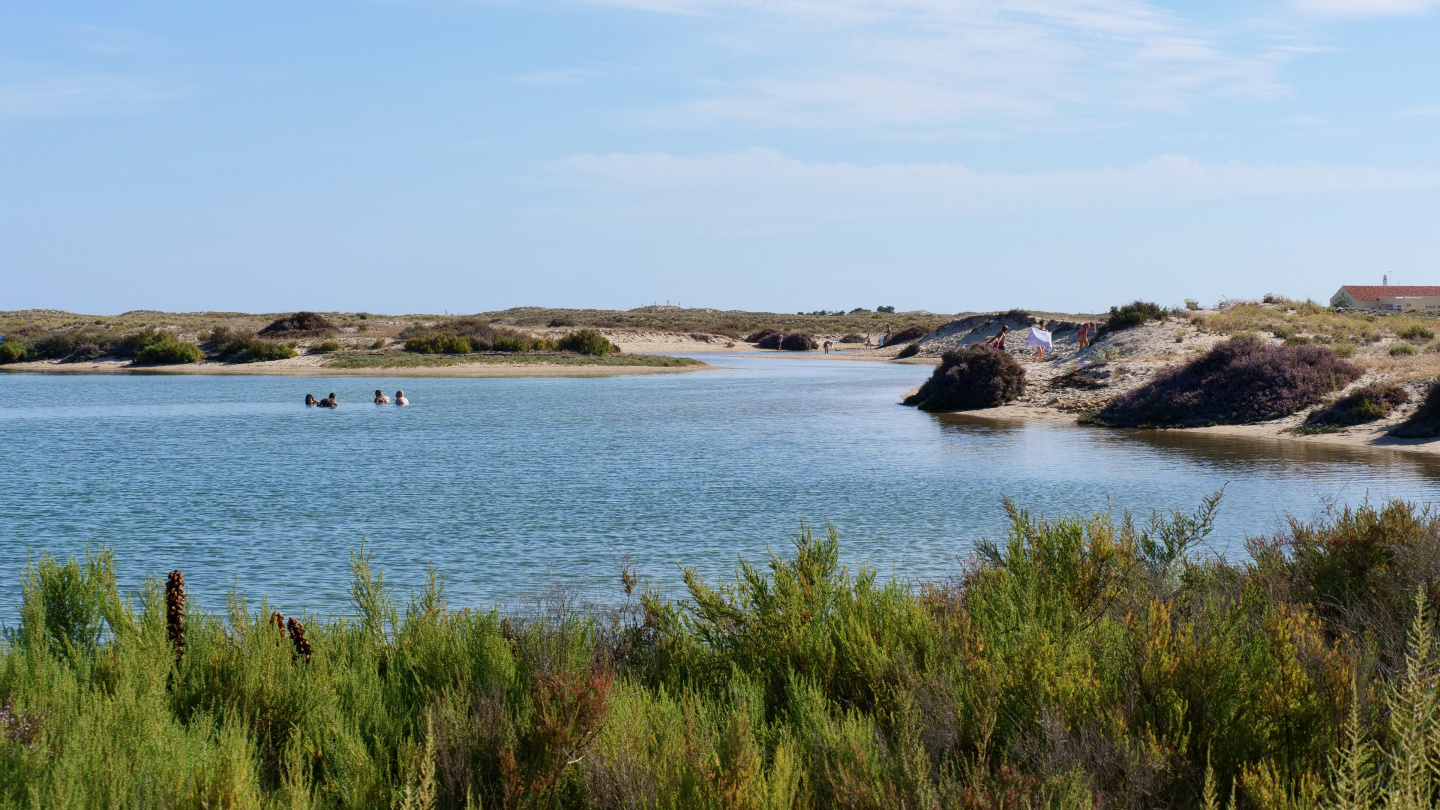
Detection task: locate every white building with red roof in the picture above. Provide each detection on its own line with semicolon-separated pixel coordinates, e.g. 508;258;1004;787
1330;285;1440;312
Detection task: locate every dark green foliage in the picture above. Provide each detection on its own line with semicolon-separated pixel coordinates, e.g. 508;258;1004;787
877;305;895;313
65;343;104;362
557;329;618;357
1090;335;1363;428
1102;300;1166;334
0;341;26;364
133;336;203;365
1392;380;1440;438
746;328;782;344
405;334;473;354
838;333;865;344
1303;384;1409;429
903;344;1026;411
207;327;298;363
1401;324;1435;342
311;340;342;354
896;342;920;358
258;311;335;336
779;332;817;351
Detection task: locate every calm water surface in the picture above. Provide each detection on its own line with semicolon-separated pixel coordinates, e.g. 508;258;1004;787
4;355;1440;618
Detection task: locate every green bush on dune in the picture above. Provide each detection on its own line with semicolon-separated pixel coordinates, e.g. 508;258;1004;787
0;341;26;364
557;329;617;357
132;336;203;366
9;497;1440;807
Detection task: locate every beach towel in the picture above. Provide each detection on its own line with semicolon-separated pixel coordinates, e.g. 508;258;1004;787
1025;327;1052;351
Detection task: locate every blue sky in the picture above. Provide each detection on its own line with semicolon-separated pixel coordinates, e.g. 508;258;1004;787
2;0;1437;315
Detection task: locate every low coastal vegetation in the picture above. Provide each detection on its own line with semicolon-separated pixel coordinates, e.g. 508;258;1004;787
1101;300;1167;334
1297;383;1410;434
207;327;299;363
1087;335;1363;428
258;311;336;337
8;497;1440;808
903;344;1025;411
131;334;203;366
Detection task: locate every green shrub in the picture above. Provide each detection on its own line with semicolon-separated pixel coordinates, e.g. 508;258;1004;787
311;340;342;354
780;332;818;351
896;342;920;358
1391;342;1419;357
1101;300;1166;334
491;334;530;353
838;333;865;344
371;338;387;350
903;344;1025;411
207;327;297;362
1185;298;1200;310
556;329;617;357
889;325;929;344
404;334;472;354
0;341;26;364
1333;341;1358;357
1400;323;1435;342
1302;383;1410;429
133;336;202;365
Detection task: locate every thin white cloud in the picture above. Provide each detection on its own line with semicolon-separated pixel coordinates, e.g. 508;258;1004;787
551;148;1439;219
581;0;1295;130
0;73;184;118
1293;0;1440;16
65;26;166;57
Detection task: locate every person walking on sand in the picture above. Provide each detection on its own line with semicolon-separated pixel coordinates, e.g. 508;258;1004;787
988;324;1010;350
1026;320;1053;362
374;389;390;404
1077;322;1092;350
394;390;409;406
318;392;338;408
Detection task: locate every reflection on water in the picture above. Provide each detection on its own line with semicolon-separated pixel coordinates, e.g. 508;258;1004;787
1;356;1438;618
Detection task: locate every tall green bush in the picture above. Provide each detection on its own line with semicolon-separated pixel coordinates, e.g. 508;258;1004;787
557;329;617;357
133;336;203;366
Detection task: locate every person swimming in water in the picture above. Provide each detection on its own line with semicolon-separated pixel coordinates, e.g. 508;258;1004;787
317;392;338;408
374;389;390;405
305;394;317;407
394;390;409;406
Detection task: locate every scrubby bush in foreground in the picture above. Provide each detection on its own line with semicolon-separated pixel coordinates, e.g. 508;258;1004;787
1089;334;1362;428
1392;380;1440;438
12;497;1440;808
1302;383;1409;430
903;343;1025;411
779;332;817;351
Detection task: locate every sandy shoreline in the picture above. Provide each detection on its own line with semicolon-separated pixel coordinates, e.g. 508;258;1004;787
945;403;1440;458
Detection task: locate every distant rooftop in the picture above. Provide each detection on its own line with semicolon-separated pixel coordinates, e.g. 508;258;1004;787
1339;285;1440;301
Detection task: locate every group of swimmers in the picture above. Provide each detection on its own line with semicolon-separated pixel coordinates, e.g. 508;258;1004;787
305;389;409;408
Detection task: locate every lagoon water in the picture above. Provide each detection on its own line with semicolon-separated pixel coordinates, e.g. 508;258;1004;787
4;354;1440;618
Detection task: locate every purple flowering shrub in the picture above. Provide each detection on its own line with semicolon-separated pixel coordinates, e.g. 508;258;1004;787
1089;335;1362;428
903;344;1026;411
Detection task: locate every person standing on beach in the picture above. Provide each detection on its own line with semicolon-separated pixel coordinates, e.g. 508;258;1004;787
989;324;1009;349
1077;322;1092;350
823;340;832;354
1026;321;1053;362
374;389;391;404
